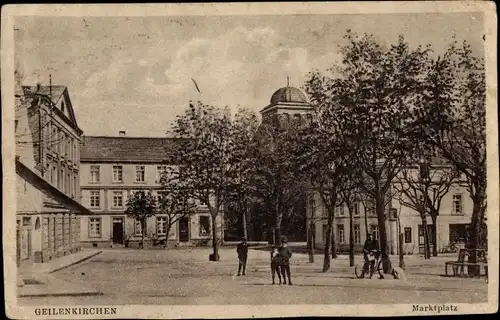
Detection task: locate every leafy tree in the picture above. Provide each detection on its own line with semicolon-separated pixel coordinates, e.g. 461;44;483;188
338;170;361;267
225;109;260;240
170;102;236;261
421;40;486;269
125;190;157;249
157;173;198;247
253;115;308;245
308;31;431;273
291;102;353;271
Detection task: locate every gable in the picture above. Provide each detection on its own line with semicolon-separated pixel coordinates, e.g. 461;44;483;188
22;85;81;133
59;89;79;127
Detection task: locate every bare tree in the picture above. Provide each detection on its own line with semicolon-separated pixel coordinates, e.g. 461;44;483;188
422;40;486;272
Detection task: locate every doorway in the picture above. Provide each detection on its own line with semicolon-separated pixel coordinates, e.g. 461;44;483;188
418;224;433;255
112;217;124;244
179;217;189;242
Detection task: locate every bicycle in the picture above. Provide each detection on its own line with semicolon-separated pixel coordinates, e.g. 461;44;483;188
355;249;384;279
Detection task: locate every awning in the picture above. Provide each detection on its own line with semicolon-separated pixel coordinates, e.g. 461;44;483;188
15;158;93;215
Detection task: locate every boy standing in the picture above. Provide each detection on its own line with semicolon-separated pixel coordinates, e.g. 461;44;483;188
278;237;293;285
236;238;248;276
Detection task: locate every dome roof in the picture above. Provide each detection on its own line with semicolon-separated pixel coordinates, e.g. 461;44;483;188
270;86;307;104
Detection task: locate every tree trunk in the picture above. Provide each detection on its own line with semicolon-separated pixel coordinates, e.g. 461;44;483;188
349;210;354;267
399;232;405;269
211;214;219;261
466;187;486;276
376;194;392;273
323;208;333;272
164;224;172;249
331;225;337;259
242;201;248;240
307;219;314;263
323;223;332;272
141;218;146;249
430;214;438;257
421;217;430;259
364;206;369;239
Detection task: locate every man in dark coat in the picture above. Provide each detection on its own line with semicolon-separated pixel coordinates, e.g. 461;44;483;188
236;238;248;276
361;233;378;278
278;237;293;285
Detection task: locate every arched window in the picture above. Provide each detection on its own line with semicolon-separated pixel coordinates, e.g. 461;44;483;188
35;217;41;230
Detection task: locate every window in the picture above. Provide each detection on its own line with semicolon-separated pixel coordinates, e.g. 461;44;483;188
337;224;345;244
52;167;57;186
67;173;71;196
366;200;375;216
157;216;167;235
66;138;70;158
371;225;379;241
335;205;345;216
73;176;77;199
156;166;168;183
89;165;100;183
90;191;100;208
112;191;123;208
306;114;313;124
452;194;463;215
112;165;123;182
15;120;19;133
61;101;65;113
156;191;167;203
89;218;101;237
60;132;65;155
60;169;64;191
354;224;361;243
293;113;302;125
404;227;412;243
135;166;145;182
449;223;468;243
199;216;211;236
352;202;360;216
135;220;143;235
73;139;77;162
51;127;57;151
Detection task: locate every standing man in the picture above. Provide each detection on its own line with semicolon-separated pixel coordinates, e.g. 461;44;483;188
278;236;293;285
361;233;378;278
236;237;248;276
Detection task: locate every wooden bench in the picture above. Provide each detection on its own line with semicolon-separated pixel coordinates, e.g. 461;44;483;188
445;249;488;278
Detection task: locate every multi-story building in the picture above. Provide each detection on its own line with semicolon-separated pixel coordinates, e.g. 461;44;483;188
79;134;221;247
16;83;89;267
259;84;475;254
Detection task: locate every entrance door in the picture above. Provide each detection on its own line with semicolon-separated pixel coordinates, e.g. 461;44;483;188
179;217;189;242
112;218;124;244
418;224;433;254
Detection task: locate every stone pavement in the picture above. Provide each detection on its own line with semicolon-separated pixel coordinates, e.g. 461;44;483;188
18;249;103;298
18;247;487;305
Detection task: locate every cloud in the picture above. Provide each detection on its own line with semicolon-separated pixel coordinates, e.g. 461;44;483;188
76;25;341;135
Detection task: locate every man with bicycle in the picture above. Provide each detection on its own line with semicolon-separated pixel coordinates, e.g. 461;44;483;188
361;233;378;278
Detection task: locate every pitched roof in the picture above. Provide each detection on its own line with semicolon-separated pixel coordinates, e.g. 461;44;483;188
81;136;179;163
23;85;67;105
22;85;82;134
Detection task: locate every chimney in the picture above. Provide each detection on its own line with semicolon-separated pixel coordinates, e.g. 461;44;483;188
119;131;126;137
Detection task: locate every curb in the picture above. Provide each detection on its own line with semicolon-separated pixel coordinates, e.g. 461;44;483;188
48;250;102;274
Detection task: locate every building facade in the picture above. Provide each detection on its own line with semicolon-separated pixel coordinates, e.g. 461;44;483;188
16;84;87;267
79;134;222;248
258;85;474;254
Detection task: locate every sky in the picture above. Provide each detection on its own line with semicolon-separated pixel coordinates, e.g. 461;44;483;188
15;13;484;137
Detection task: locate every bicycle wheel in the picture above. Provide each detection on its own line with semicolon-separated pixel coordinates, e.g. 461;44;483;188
354;264;364;278
376;260;384;279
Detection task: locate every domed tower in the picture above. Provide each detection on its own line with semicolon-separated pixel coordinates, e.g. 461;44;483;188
260;84;313;127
